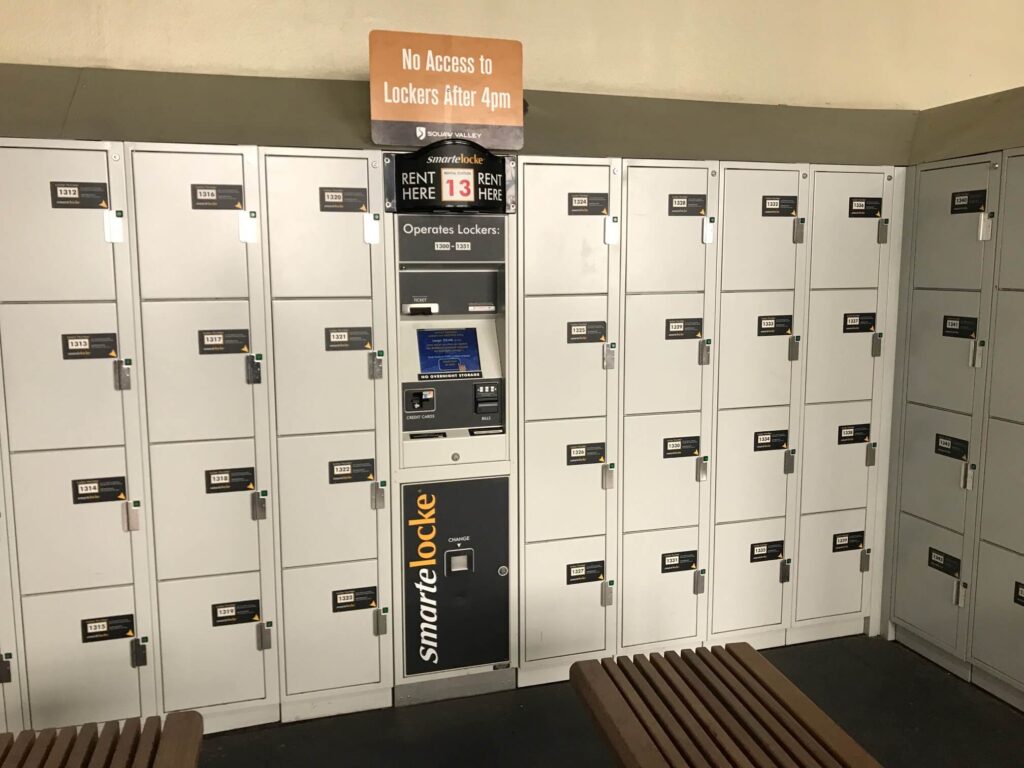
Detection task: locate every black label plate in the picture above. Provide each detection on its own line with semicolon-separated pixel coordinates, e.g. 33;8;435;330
950;190;986;214
328;458;375;484
661;550;698;573
567;442;606;466
848;197;882;218
566;321;607;344
72;476;127;504
757;315;793;336
332;586;378;612
81;614;135;643
567;192;609;216
325;326;373;351
750;540;785;562
205;467;256;494
664;436;700;459
567;560;605;584
754;430;789;451
211;599;261;626
191;184;244;210
838;423;871;445
319;187;368;212
665;318;703;340
398;214;506;263
942;315;978;339
1015;582;1024;608
198;329;250;355
935;434;969;461
843;313;876;333
928;548;961;578
62;332;118;360
668;194;707;216
762;195;798;217
833;531;866;552
50;182;109;209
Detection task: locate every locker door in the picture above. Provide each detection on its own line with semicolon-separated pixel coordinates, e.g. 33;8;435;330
894;513;963;649
622;412;701;532
715;406;790;524
524;418;607;542
900;404;971;533
997;154;1024;289
712;518;786;634
625;166;710;293
906;290;980;414
524;537;607;661
523;164;610;295
622;527;699;647
150;439;260;580
11;447;133;594
800;402;872;515
913;161;992;291
971;542;1024;686
0;147;115;301
158;572;266;712
22;586;140;728
979;418;1024;554
623;293;704;415
809;170;885;289
277;432;378;569
717;291;794;409
989;291;1024;422
142;301;255;443
283;561;381;695
132;151;249;299
265;155;371;298
0;303;124;451
804;289;877;404
721;168;800;291
524;295;608;420
795;509;866;621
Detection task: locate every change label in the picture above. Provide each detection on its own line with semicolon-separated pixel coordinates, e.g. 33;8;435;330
50;181;109;209
72;476;127;504
62;332;118;360
927;548;961;578
191;184;244;210
566;560;605;584
942;315;977;339
665;318;703;339
332;586;378;612
328;458;375;484
950;190;986;214
757;315;793;336
668;194;707;216
567;193;609;216
81;614;135;643
211;599;261;627
325;326;373;351
664;436;700;459
838;424;871;445
319;187;368;212
754;430;788;451
750;541;784;562
1015;582;1024;608
843;313;876;333
198;329;250;354
567;442;606;466
566;321;606;344
661;550;698;573
833;531;865;552
205;467;256;494
934;434;969;461
848;197;882;218
762;195;798;217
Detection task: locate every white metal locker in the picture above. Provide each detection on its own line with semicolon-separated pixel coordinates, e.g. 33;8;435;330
997;153;1024;289
715;406;791;524
623;293;704;415
988;291;1024;423
621;527;699;647
277;431;378;569
10;447;133;594
900;404;971;534
522;163;610;296
150;439;260;580
523;295;608;421
282;560;381;695
0;147;115;301
0;303;124;452
717;291;795;409
808;169;886;290
971;542;1024;685
720;167;801;291
906;290;981;414
979;418;1024;555
264;154;372;298
711;518;786;634
524;418;607;542
271;299;376;436
804;289;878;404
795;509;866;621
800;402;872;515
524;537;607;661
131;150;250;300
625;165;711;293
622;412;701;532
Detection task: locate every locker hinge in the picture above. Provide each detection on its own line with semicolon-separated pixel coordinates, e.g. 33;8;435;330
695;455;709;482
251;490;268;520
783;449;796;475
373;607;389;637
877;217;889;244
702;216;716;245
0;656;11;684
245;354;263;384
865;442;877;467
788;335;801;361
602;343;617;370
601;463;616;490
871;332;883;358
363;212;381;245
601;580;615;607
238;210;259;243
954;580;969;608
122;501;141;532
604;215;620;245
779;559;792;584
860;548;872;573
793;217;806;244
969;339;985;368
113;358;132;391
130;637;148;669
370;481;387;510
257;622;273;650
960;462;977;491
698;338;712;366
368;350;384;379
693;569;706;595
978;211;994;242
104;210;125;243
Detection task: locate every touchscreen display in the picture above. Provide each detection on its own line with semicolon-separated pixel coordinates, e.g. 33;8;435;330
417;328;482;380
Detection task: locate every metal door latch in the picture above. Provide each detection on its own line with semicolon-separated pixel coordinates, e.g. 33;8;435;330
969;339;985;368
954;580;969;608
603;343;617;370
370;482;386;510
865;442;877;467
104;209;125;243
601;463;616;490
130;638;148;668
702;216;716;245
693;569;706;596
793;217;806;244
0;656;12;684
368;351;384;379
601;581;615;607
238;210;259;243
960;462;976;491
373;608;389;637
604;215;620;245
698;338;712;366
695;455;709;482
783;449;796;475
245;354;262;384
113;359;132;391
877;218;890;244
363;212;381;245
978;211;994;242
257;622;273;651
122;501;141;532
251;491;268;520
871;332;883;358
788;335;801;361
779;559;792;584
860;548;872;573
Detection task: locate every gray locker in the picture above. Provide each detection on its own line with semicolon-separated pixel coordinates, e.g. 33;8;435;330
621;527;699;647
717;291;794;409
0;147;115;301
804;289;877;404
131;150;249;300
715;406;790;524
906;289;981;414
988;291;1024;422
271;299;375;436
282;560;381;695
809;170;886;289
524;537;607;661
158;572;267;712
142;300;255;443
523;295;608;421
524;418;607;542
971;542;1024;685
623;293;704;415
979;418;1024;555
800;402;872;515
277;431;378;569
265;154;371;298
523;163;610;296
893;512;963;650
22;586;140;728
711;518;786;635
795;509;866;621
997;153;1024;289
11;447;133;594
622;412;701;533
150;439;260;580
721;168;800;291
900;404;971;534
0;303;124;452
913;161;992;291
625;165;710;293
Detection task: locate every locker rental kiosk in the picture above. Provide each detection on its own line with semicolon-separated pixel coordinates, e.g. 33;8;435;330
383;140;519;703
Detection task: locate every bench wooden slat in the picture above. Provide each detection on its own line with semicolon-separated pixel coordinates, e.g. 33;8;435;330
601;659;679;768
41;728;77;768
22;729;55;768
3;731;36;768
0;734;14;765
63;724;97;768
107;720;139;768
130;718;161;768
617;657;697;767
85;722;119;768
151;713;203;768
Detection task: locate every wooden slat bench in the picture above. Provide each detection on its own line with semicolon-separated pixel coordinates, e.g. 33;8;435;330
0;711;203;768
570;643;881;768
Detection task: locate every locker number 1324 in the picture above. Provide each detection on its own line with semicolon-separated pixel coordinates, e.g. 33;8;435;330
441;168;475;203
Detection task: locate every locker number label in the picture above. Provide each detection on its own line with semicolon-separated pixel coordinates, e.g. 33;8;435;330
832;531;865;552
49;181;110;209
837;423;871;445
567;192;609;216
665;318;703;340
949;189;986;214
566;321;606;344
61;332;118;360
204;466;256;494
941;315;977;339
848;197;882;218
81;613;135;643
750;540;784;562
667;194;707;216
72;475;127;504
319;186;368;212
191;184;244;210
753;430;788;451
566;442;606;466
934;433;969;461
843;313;876;333
927;548;961;579
325;326;373;351
440;168;476;203
761;196;798;217
566;560;605;584
757;315;793;337
211;599;261;626
332;586;378;612
328;458;375;484
1015;582;1024;608
198;329;250;354
663;435;700;459
661;550;698;573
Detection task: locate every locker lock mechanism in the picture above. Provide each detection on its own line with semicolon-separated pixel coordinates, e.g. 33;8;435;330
245;353;263;385
113;358;132;391
693;568;706;595
779;559;792;584
601;580;615;607
698;338;712;366
251;489;268;520
0;654;12;684
130;637;148;669
695;455;709;482
788;335;801;362
783;449;796;475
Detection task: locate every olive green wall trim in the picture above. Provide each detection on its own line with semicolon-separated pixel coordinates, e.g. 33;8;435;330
911;86;1024;164
0;64;81;139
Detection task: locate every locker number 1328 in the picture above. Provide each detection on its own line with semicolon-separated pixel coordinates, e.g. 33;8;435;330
441;168;475;203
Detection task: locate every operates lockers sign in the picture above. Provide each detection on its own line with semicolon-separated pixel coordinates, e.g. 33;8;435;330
369;30;523;149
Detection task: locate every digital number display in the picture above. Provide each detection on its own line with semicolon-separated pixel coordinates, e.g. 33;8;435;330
441;168;475;203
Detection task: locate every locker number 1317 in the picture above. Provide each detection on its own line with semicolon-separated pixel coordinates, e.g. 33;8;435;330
441;168;475;203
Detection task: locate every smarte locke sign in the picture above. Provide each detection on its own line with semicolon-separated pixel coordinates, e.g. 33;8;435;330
369;30;523;149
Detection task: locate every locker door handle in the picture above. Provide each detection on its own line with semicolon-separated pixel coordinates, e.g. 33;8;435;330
793;217;806;244
871;332;883;358
0;657;11;684
601;581;615;607
877;218;890;244
865;442;877;467
130;638;148;668
969;340;985;368
104;209;125;243
122;501;141;532
953;580;969;608
245;354;262;384
960;462;976;491
370;482;386;510
251;491;268;520
702;216;716;245
257;622;272;651
602;343;617;370
604;216;620;245
860;548;872;573
788;335;801;361
368;351;384;379
363;212;381;244
695;456;709;482
978;211;994;242
779;559;792;584
783;449;796;475
373;608;389;637
113;359;132;391
693;569;706;595
601;464;616;490
238;210;259;243
698;339;712;366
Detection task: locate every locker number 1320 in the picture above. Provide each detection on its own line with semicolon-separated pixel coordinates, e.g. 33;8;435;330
441;168;475;203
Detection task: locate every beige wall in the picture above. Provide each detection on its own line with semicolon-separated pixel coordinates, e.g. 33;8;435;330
0;0;1022;110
